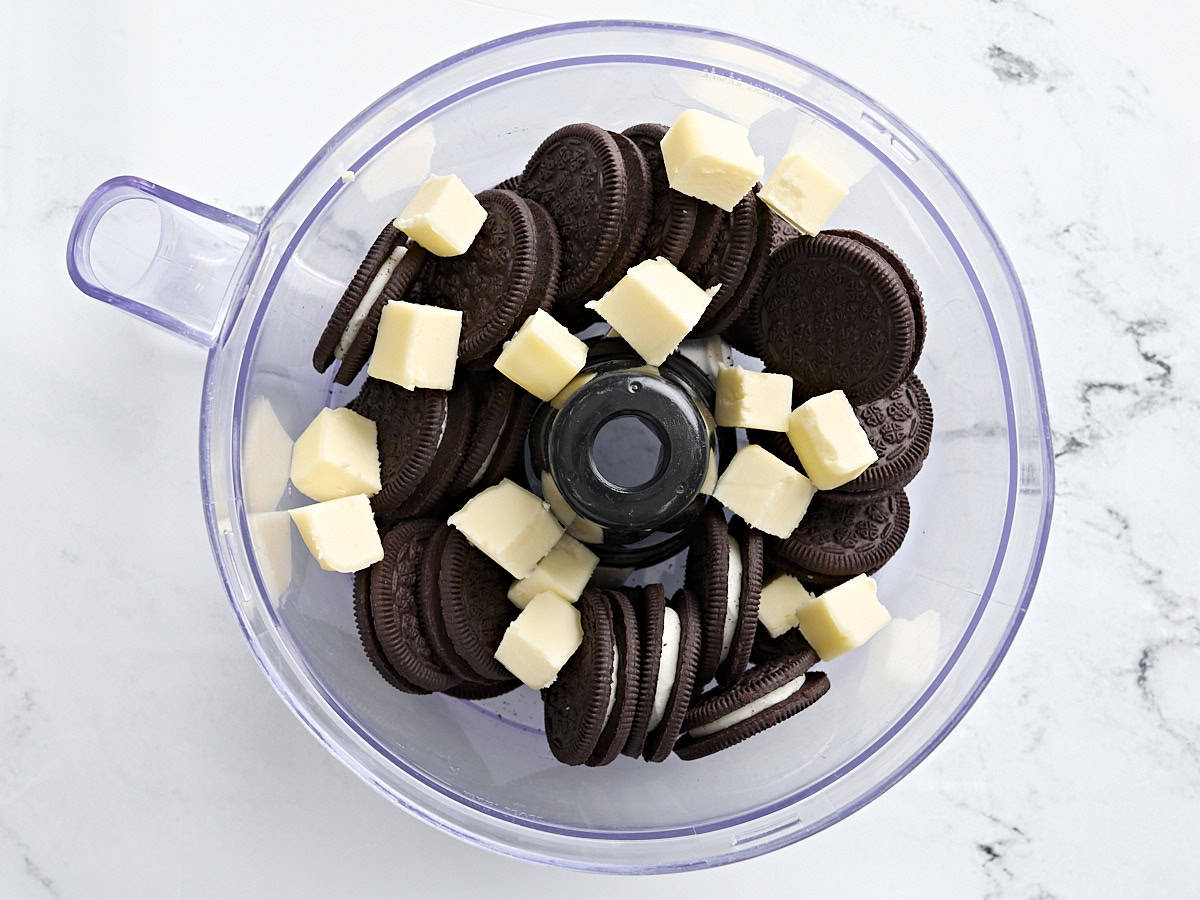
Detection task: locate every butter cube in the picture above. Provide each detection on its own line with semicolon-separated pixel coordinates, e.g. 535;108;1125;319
659;109;765;211
586;258;713;365
368;300;461;390
394;174;486;257
448;479;564;578
494;593;584;689
794;574;891;660
757;574;815;638
494;310;588;402
715;365;793;431
289;494;383;573
787;390;878;490
712;444;815;539
289;407;381;502
758;153;849;236
508;535;599;609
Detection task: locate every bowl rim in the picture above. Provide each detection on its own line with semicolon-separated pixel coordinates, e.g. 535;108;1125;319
201;19;1055;871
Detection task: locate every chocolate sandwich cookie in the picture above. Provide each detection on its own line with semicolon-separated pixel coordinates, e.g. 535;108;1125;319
837;374;932;497
763;555;854;590
444;679;519;700
493;175;522;192
678;201;724;278
312;223;401;374
312;224;427;384
524;198;563;316
370;519;461;693
420;188;539;361
476;388;539;488
826;229;926;376
752;233;916;405
750;625;819;667
714;518;764;687
622;584;667;758
773;490;911;579
684;505;732;687
584;132;652;298
520;123;628;305
437;529;518;683
353;568;430;695
415;524;485;683
587;590;642;767
349;378;448;517
694;195;774;338
643;588;704;763
689;192;758;334
675;656;830;760
621;123;698;266
543;589;617;766
443;373;519;500
387;378;476;520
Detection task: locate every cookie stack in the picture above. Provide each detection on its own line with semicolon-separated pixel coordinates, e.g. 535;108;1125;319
289;109;935;766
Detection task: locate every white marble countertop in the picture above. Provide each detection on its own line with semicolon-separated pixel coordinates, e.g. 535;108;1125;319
3;0;1197;896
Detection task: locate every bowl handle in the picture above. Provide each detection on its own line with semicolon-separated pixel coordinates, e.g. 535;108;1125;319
66;176;260;347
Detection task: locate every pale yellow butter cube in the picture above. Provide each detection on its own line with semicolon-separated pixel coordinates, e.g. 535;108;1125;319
585;258;713;365
289;494;382;573
447;479;564;578
494;310;588;402
494;592;584;689
289;407;381;502
712;444;815;539
757;574;815;638
759;153;849;235
394;174;486;256
794;574;891;660
715;365;793;431
368;300;461;390
787;390;878;490
508;535;599;609
659;109;765;211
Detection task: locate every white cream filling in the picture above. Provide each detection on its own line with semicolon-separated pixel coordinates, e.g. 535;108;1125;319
689;673;810;739
647;607;681;732
718;536;743;662
335;244;407;360
467;410;509;488
603;642;619;725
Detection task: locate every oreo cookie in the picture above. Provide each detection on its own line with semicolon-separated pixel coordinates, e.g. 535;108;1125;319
678;201;724;278
689;192;758;334
420;189;539;361
583;132;652;300
772;490;911;578
750;625;819;667
348;377;447;518
837;375;932;496
385;378;476;520
675;656;830;761
415;524;486;683
313;224;427;385
543;589;616;766
586;590;642;767
437;529;518;683
643;588;704;763
370;519;460;693
694;194;774;338
622;584;667;758
714;519;764;687
826;229;926;376
684;505;731;687
520;124;628;305
621;123;698;266
353;568;430;695
751;233;916;405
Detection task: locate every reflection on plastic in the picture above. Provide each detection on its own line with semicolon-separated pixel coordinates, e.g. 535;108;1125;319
247;510;294;603
857;609;942;700
242;395;294;513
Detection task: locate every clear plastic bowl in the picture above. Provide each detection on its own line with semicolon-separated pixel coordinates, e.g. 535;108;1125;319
65;21;1054;873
